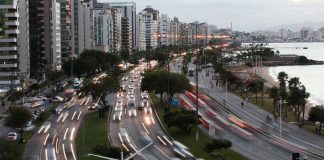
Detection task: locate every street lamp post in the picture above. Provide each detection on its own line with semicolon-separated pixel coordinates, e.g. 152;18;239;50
279;97;282;137
195;51;199;142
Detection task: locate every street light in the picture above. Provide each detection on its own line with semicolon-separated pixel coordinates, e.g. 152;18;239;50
279;97;283;137
86;142;153;160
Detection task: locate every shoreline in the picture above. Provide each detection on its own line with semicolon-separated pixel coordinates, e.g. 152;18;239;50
257;67;314;115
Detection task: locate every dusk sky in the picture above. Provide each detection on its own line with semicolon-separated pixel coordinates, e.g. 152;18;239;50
131;0;324;31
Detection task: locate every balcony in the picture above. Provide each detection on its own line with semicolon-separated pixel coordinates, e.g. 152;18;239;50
0;80;20;85
0;38;17;42
0;72;17;77
0;63;18;68
5;13;19;18
5;29;20;34
0;55;18;59
5;21;19;26
0;47;17;51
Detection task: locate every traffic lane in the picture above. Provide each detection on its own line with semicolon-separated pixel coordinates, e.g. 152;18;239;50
196;68;324;159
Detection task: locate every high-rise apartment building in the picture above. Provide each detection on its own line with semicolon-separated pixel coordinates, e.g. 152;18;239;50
0;0;29;88
29;0;62;79
179;22;189;45
58;0;72;61
159;14;170;46
93;6;113;52
139;6;159;50
170;17;180;46
300;28;313;41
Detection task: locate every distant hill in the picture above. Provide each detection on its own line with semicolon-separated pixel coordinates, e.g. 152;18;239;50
266;21;324;32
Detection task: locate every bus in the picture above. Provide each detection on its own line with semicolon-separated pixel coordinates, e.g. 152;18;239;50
188;68;194;77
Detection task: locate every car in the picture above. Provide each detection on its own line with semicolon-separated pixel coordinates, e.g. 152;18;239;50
130;79;135;82
128;85;135;89
87;103;97;110
123;76;128;81
144;106;152;114
117;92;123;97
115;102;123;111
121;84;126;91
141;91;149;99
128;95;135;101
7;132;18;141
127;90;134;95
113;111;122;121
35;96;47;101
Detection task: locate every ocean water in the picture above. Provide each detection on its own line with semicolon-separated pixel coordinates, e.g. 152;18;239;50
268;42;324;105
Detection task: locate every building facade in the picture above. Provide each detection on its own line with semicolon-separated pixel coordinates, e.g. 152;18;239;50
139;6;159;50
0;0;29;88
159;14;170;46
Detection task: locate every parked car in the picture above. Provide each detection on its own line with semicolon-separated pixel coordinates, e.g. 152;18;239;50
7;132;18;141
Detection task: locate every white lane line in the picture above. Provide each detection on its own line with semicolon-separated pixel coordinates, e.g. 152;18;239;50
77;111;82;121
142;122;150;134
43;133;49;146
45;148;48;160
150;116;156;124
118;133;123;143
85;96;90;105
63;128;69;140
52;148;57;160
62;144;67;160
70;127;75;141
174;148;186;158
62;112;69;122
71;111;77;121
55;139;59;154
80;98;86;105
163;136;172;145
157;136;166;146
44;124;51;134
70;143;77;160
154;145;171;159
122;143;130;152
56;114;63;123
38;125;45;134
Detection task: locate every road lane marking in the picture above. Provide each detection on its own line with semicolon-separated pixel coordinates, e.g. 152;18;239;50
63;128;69;140
56;114;63;123
38;125;45;134
154;145;171;159
62;112;69;122
70;143;77;160
157;136;166;146
163;136;172;145
52;148;57;160
70;127;75;141
77;111;82;121
174;148;186;157
122;143;129;151
62;144;67;160
43;133;49;146
142;122;150;134
45;148;48;160
55;139;59;154
71;111;77;121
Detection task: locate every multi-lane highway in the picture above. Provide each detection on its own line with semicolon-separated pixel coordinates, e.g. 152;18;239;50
170;57;324;160
24;94;91;160
109;62;192;160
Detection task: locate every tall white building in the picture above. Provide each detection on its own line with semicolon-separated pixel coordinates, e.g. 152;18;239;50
139;6;159;50
170;17;180;46
93;8;114;52
159;14;170;46
0;0;29;88
52;1;62;70
138;12;146;51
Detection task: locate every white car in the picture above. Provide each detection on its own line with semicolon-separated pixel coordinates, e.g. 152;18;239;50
128;100;137;117
117;92;123;97
115;103;123;112
128;85;135;89
123;76;128;81
144;106;152;114
113;111;122;121
7;132;18;141
127;90;134;96
141;92;149;99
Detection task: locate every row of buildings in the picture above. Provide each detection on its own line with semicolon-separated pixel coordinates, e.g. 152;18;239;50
237;27;324;42
0;0;217;90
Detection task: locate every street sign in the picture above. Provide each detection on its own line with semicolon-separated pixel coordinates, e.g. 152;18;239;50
169;98;179;106
209;124;216;136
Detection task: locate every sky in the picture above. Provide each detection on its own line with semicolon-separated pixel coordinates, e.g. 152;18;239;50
129;0;324;31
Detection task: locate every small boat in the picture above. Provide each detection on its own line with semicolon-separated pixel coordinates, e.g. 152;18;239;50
303;47;308;49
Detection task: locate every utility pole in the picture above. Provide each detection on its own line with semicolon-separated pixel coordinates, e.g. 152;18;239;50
279;97;282;137
195;51;199;142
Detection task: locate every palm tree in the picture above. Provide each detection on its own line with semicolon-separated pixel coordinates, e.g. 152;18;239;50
277;72;288;89
248;80;264;103
268;86;279;112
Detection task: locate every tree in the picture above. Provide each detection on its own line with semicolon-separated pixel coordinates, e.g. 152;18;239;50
120;50;130;62
204;139;232;152
247;79;264;103
5;107;32;142
277;71;288;89
79;75;120;115
268;86;279;112
8;90;23;107
141;69;190;104
163;110;196;134
308;106;324;133
0;138;21;160
286;77;309;124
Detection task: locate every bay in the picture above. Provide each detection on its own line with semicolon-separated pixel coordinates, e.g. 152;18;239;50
268;42;324;105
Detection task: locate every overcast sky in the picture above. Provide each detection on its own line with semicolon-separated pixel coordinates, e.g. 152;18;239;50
131;0;324;31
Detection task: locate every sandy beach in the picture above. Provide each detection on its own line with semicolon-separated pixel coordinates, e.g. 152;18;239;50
257;67;279;87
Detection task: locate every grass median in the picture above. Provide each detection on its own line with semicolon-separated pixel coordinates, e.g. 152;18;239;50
76;111;109;160
150;93;248;160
